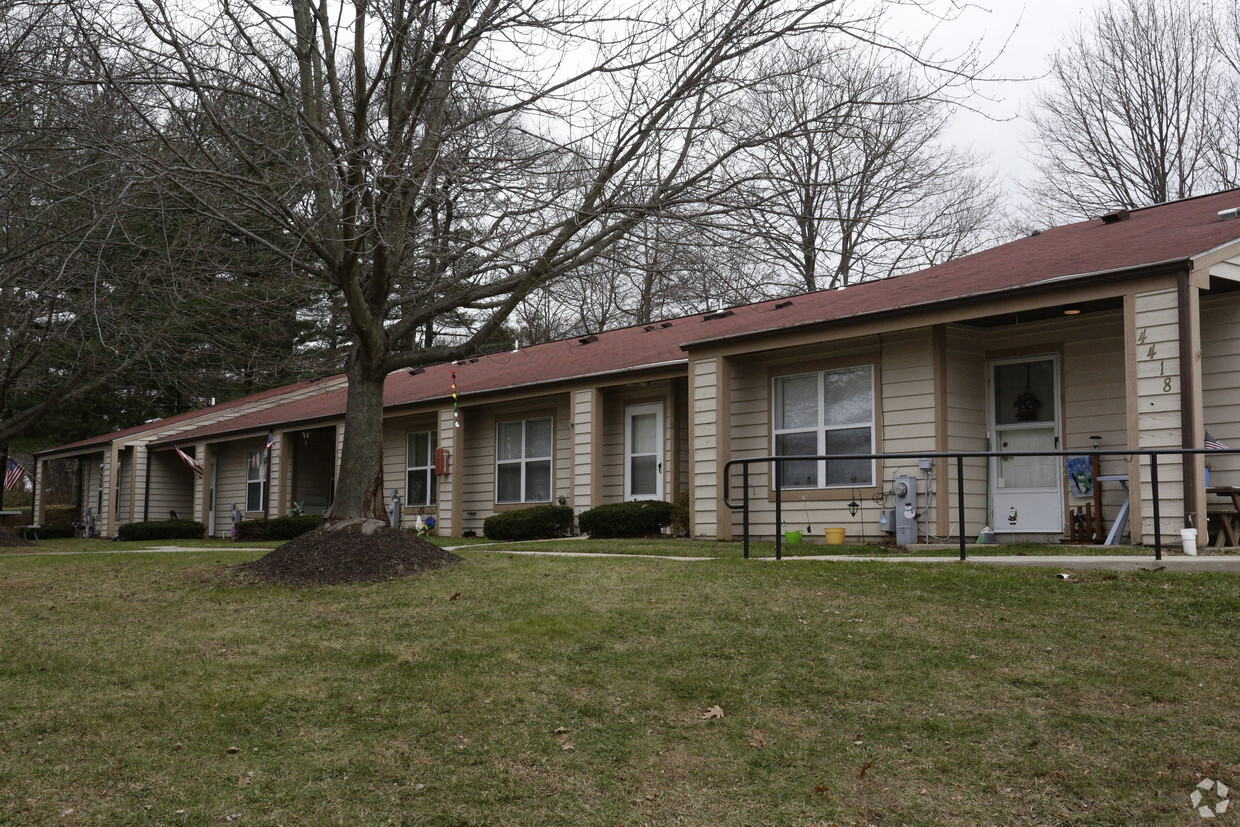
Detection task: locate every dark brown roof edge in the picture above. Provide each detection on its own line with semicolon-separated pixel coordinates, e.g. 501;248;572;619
678;258;1191;352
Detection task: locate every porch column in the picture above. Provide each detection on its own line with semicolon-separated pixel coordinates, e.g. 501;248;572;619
438;407;459;537
690;354;732;540
571;388;603;516
1128;281;1204;543
268;433;285;517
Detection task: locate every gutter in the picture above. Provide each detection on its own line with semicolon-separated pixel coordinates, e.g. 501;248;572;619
679;257;1191;352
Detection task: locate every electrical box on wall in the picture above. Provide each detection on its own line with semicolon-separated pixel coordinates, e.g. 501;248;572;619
877;508;895;534
893;474;918;545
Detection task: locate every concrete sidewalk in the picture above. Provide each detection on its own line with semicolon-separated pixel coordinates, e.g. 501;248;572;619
759;553;1240;571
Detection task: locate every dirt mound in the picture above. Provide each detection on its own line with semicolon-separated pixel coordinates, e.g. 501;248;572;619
234;521;462;585
0;528;30;548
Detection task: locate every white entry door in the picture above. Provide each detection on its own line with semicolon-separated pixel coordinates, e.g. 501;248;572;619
625;403;664;501
990;356;1062;533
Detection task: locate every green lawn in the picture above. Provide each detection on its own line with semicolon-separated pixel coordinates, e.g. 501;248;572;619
2;540;1239;824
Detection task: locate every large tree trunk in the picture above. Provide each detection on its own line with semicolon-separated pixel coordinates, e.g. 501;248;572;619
327;348;388;521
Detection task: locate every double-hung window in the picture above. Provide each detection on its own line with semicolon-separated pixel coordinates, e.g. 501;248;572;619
496;417;553;503
773;365;874;488
246;450;267;512
406;431;437;507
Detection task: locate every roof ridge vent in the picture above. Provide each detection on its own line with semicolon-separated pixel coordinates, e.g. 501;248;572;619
702;309;734;321
577;334;598;345
1101;208;1131;224
1218;207;1240;221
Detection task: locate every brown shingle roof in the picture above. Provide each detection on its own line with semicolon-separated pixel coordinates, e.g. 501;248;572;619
99;189;1240;449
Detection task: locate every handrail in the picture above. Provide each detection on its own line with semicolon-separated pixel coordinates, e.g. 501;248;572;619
722;447;1240;562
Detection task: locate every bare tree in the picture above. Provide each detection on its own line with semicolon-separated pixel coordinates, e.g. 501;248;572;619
1026;0;1227;222
728;45;1000;292
78;0;985;524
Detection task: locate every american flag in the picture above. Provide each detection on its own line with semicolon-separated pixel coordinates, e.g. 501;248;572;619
265;431;275;453
174;445;204;478
1206;432;1230;451
4;458;26;491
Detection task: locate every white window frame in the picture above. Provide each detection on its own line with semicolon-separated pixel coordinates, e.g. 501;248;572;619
772;364;875;489
496;417;554;503
246;450;267;513
405;430;437;507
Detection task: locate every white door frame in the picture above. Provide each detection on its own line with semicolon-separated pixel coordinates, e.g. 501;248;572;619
988;354;1063;533
624;403;664;501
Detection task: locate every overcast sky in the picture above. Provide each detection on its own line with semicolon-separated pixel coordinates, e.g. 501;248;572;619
898;0;1102;194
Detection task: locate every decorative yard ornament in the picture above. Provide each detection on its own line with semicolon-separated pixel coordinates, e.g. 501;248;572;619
451;369;460;428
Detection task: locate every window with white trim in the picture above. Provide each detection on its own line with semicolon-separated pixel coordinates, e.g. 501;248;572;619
496;417;553;503
406;430;437;506
246;450;267;512
773;364;874;488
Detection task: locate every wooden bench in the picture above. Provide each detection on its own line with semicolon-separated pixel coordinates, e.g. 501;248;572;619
1207;487;1240;548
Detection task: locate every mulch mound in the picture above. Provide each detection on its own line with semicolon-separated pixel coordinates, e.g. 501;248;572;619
234;522;463;586
0;528;30;548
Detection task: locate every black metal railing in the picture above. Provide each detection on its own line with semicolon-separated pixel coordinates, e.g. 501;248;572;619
723;447;1240;561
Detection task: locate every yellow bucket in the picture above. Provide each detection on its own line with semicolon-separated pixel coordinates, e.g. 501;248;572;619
824;527;846;545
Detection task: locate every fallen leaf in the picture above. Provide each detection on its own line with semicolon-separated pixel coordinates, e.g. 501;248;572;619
813;786;830;794
560;741;575;751
553;726;569;735
226;746;240;754
748;729;767;749
702;705;724;719
238;773;252;787
859;760;873;780
449;592;461;600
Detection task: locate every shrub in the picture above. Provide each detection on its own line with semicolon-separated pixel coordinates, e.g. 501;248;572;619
578;500;673;538
483;505;574;541
117;519;206;541
30;522;75;540
235;514;323;541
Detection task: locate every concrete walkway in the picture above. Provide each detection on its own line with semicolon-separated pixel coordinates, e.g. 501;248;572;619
763;554;1240;572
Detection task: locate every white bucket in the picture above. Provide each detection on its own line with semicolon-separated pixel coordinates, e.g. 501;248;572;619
1181;527;1198;556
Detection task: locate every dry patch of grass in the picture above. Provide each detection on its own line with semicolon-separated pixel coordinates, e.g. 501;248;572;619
2;545;1239;824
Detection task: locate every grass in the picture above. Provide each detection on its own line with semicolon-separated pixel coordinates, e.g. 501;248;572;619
3;540;1240;824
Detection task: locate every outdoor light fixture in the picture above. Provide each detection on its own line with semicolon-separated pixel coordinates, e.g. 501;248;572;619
1063;304;1082;315
848;490;860;517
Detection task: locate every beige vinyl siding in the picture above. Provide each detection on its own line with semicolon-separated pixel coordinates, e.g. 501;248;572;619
382;415;438;526
983;309;1130;536
878;330;938;535
571;389;600;511
719;331;929;541
211;438;269;530
81;451;105;522
690;357;722;537
1201;291;1240;509
147;449;196;521
459;395;571;536
598;381;677;504
945;325;989;534
1133;289;1185;537
115;449;133;525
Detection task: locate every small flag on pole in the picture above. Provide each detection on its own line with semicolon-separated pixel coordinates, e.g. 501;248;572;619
174;445;204;478
4;458;27;491
265;431;275;453
1206;432;1229;451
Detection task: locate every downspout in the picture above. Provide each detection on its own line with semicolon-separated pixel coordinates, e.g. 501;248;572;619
1178;270;1199;529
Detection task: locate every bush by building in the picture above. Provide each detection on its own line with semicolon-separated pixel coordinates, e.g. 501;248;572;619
482;505;574;541
117;519;206;541
577;500;673;538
